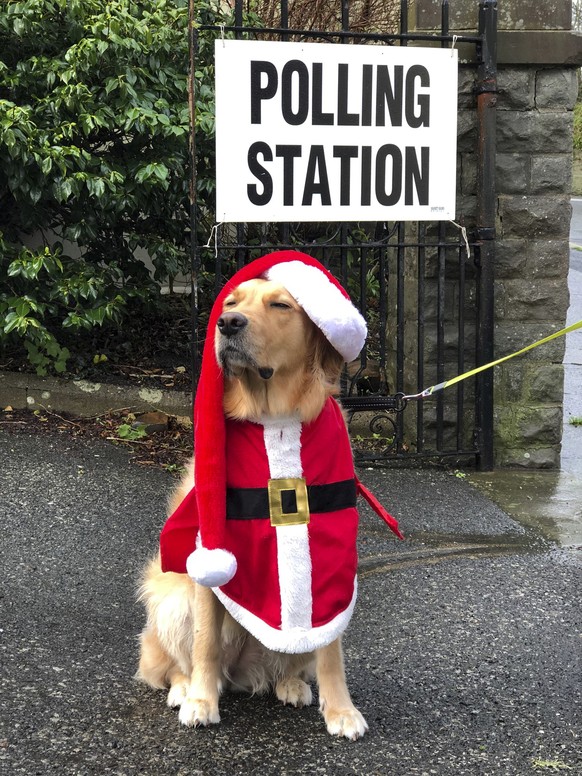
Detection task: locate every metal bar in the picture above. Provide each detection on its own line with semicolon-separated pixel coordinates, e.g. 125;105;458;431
359;246;368;373
197;24;481;45
475;0;497;471
436;222;446;451
395;222;405;452
188;1;199;397
234;1;245;272
341;0;349;33
280;0;289;39
217;239;478;254
417;223;426;453
457;240;466;451
377;227;388;394
400;0;408;45
441;0;450;40
354;447;479;463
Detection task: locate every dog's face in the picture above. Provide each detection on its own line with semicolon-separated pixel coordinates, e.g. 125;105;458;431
215;278;343;422
215;278;313;380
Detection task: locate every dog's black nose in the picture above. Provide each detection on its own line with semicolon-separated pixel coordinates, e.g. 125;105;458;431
217;311;248;338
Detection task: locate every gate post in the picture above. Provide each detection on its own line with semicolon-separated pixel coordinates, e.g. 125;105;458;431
475;0;497;471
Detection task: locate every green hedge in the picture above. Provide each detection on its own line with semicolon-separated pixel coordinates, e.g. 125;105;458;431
0;0;225;374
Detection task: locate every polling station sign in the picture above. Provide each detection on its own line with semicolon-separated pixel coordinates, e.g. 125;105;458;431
215;40;458;223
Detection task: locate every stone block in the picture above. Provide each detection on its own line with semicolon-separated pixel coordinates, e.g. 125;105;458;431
419;403;477;454
498;363;565;405
457;67;477;109
459;153;477;194
497;363;526;402
494;281;506;321
514;406;564;445
498;1;572;31
412;325;478;365
530;155;572;194
497;111;573;154
500;278;570;321
495;238;529;279
457;110;477;153
455;194;477;225
493;403;563;449
495;446;561;469
535;68;579;110
526;364;565;403
496;154;530;195
495;322;567;362
524;239;570;279
497;68;535;110
409;0;572;31
498;194;572;239
498;31;582;67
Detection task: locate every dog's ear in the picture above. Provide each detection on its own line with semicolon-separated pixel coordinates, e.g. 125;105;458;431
310;326;345;387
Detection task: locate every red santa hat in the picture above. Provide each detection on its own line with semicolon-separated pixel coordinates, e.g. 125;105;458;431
186;250;367;587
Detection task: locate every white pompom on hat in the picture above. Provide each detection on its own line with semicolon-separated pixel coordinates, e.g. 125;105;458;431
184;250;367;587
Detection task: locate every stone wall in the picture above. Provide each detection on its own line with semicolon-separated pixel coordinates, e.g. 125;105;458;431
409;0;582;467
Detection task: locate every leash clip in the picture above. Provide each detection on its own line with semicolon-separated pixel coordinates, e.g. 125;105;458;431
394;392;409;412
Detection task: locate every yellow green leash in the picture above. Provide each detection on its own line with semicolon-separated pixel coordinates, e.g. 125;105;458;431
400;319;582;403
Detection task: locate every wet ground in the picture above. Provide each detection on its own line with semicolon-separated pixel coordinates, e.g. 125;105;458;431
470;199;582;548
2;427;580;775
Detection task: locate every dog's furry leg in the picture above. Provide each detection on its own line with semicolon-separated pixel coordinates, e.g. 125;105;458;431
274;653;315;708
275;676;313;708
316;638;368;740
178;585;225;727
138;626;190;707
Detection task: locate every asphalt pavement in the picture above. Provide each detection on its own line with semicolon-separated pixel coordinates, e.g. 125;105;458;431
1;428;580;775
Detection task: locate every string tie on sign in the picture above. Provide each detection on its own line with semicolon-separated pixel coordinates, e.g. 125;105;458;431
450;220;471;260
204;222;223;259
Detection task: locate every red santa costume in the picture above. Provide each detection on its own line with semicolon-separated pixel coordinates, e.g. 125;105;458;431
160;251;403;654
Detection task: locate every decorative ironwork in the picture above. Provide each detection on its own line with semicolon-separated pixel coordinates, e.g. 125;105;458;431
190;1;497;467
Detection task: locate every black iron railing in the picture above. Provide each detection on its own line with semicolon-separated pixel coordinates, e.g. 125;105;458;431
188;0;497;468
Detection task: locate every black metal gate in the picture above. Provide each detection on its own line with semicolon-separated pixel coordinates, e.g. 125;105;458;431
189;0;497;469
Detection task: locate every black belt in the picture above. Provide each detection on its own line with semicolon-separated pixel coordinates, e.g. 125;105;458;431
226;478;357;520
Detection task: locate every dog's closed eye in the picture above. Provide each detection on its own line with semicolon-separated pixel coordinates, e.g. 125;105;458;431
270;302;292;309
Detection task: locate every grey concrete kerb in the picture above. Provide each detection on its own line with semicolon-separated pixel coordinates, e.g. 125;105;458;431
0;370;192;418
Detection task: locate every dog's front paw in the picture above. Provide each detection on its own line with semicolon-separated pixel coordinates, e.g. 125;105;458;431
321;706;368;740
167;681;189;708
178;697;220;727
275;677;313;708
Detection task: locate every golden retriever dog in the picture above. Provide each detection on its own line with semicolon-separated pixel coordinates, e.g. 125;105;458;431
137;277;369;740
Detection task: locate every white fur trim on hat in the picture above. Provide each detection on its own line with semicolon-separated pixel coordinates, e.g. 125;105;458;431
186;546;237;587
264;261;367;362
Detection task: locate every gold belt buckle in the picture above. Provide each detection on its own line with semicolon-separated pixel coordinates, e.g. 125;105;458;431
268;477;310;527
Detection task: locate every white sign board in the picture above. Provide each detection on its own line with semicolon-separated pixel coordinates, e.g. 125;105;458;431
215;40;458;222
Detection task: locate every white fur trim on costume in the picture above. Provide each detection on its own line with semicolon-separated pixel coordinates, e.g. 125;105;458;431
264;261;367;362
261;415;303;479
186;546;237;587
213;582;358;654
262;416;312;632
